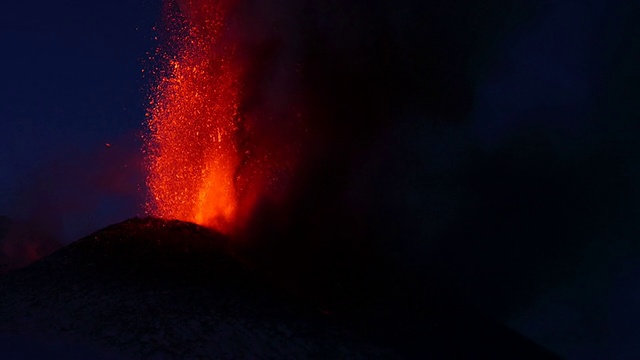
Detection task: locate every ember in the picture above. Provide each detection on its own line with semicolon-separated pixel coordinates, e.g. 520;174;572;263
145;0;242;233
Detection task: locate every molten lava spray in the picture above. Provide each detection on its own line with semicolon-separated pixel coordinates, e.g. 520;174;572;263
145;0;242;233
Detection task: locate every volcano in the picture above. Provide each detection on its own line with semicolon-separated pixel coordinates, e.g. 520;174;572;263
0;217;558;359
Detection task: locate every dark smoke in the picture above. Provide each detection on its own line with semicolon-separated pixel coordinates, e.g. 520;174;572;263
171;0;640;356
208;0;548;310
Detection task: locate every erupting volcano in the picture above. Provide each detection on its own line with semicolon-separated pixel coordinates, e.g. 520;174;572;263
145;0;244;233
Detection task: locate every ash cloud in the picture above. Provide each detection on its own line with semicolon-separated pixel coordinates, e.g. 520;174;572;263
216;0;549;305
183;0;640;352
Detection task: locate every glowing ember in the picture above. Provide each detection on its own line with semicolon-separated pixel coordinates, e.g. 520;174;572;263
145;0;241;233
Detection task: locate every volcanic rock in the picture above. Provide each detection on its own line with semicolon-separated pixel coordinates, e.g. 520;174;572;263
0;217;558;359
0;218;395;359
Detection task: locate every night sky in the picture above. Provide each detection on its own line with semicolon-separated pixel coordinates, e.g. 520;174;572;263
0;0;158;240
1;0;639;359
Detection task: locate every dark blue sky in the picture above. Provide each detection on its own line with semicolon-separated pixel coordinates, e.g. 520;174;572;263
0;0;638;359
0;0;160;240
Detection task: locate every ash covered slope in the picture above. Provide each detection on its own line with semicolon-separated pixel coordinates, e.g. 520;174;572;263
0;217;391;359
0;217;558;359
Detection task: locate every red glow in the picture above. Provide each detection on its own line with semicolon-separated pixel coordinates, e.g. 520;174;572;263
145;0;241;233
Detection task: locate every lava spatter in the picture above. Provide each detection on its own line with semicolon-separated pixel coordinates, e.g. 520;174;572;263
145;0;241;233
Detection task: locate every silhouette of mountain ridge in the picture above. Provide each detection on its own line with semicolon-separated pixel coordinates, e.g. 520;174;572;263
0;217;559;359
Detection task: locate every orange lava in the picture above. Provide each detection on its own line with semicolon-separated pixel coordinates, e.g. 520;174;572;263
145;0;241;233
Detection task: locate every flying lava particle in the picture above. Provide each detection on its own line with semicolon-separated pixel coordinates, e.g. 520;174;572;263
145;0;241;233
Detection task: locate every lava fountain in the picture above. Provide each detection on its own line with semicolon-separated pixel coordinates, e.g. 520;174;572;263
145;0;242;233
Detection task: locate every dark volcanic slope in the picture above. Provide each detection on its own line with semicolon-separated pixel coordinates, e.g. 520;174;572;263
0;217;558;359
0;218;393;359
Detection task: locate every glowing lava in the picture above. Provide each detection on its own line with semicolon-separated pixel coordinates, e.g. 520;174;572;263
145;0;241;233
